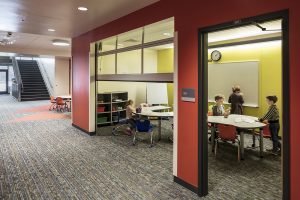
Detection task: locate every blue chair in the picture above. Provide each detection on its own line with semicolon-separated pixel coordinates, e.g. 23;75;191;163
133;119;155;147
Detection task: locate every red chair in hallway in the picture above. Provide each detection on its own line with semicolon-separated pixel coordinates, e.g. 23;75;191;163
49;96;57;111
215;124;241;161
56;97;69;112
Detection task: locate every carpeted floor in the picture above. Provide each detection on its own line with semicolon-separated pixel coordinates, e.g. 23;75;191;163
0;95;282;200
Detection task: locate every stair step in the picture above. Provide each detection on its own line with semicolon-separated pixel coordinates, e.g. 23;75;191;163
21;97;50;101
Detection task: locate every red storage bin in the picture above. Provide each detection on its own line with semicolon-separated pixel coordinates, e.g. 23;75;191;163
97;106;105;112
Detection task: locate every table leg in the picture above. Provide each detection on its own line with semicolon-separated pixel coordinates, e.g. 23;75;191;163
211;125;215;152
260;129;264;158
252;130;256;148
158;118;162;141
240;131;245;160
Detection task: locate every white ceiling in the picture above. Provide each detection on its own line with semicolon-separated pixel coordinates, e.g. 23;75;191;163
208;20;282;43
0;31;71;57
0;0;159;38
0;0;159;57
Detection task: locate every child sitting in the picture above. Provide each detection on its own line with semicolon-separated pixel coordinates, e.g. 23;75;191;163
125;100;136;135
212;95;226;116
259;95;281;155
209;95;229;142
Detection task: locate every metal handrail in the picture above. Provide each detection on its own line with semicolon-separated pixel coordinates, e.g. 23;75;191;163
11;57;23;101
36;58;54;96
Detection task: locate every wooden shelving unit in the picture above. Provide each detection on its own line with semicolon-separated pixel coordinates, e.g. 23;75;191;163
96;91;128;127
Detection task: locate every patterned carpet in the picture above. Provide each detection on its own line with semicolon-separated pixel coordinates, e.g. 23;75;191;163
0;95;281;200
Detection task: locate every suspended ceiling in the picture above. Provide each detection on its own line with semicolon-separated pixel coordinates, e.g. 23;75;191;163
0;0;159;38
0;0;159;57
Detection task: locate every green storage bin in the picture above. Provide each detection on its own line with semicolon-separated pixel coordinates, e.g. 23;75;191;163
97;117;108;124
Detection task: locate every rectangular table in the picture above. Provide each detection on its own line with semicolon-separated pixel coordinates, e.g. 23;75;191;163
208;114;266;160
134;106;173;140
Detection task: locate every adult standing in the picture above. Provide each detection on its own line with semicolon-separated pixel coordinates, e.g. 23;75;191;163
228;85;244;114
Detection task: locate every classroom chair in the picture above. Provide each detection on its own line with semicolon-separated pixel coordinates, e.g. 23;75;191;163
49;96;57;111
215;124;241;161
251;124;271;148
132;119;155;147
56;97;69;112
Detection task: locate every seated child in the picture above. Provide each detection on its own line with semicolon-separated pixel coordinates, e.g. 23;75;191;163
125;100;136;135
209;95;229;142
259;95;281;155
212;94;229;116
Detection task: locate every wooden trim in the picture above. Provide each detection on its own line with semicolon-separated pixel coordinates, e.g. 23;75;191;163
98;38;174;56
97;73;173;83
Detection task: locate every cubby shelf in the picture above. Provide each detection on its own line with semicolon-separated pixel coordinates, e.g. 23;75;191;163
96;91;128;127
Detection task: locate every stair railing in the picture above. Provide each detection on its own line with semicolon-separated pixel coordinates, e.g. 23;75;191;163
11;57;23;101
36;58;54;96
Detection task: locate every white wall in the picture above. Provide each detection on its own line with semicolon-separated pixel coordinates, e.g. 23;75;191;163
98;81;147;106
55;57;70;96
39;57;55;86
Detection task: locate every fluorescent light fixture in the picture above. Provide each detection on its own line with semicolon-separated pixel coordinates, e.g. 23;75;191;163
163;32;171;36
117;44;124;47
48;29;56;32
78;6;88;11
52;39;70;46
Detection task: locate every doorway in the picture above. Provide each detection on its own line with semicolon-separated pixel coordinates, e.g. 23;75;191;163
198;10;289;199
0;69;8;94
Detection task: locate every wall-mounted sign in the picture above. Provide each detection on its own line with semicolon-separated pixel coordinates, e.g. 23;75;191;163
181;88;195;102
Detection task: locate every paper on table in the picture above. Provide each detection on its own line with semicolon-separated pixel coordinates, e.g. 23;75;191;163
234;117;255;123
235;117;242;123
242;117;255;123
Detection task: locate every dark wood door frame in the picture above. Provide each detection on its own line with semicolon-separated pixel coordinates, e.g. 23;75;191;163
198;10;290;199
0;69;9;94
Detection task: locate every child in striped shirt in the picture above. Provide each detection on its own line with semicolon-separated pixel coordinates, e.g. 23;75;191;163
259;95;281;155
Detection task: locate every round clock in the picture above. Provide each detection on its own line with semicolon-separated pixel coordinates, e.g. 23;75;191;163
211;50;222;61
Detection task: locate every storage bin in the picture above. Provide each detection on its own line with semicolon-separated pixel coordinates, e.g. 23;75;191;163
97;117;108;124
97;106;105;112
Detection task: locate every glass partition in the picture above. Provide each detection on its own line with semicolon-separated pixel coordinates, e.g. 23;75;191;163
144;44;174;73
97;17;174;75
117;50;142;74
117;28;143;49
98;54;115;74
99;37;116;52
144;18;174;43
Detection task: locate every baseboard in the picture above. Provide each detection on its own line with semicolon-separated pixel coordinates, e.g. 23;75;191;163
72;123;96;136
174;176;198;194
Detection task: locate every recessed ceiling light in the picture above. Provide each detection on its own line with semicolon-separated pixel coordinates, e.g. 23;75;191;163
78;6;88;11
163;32;171;36
48;29;56;32
52;39;70;46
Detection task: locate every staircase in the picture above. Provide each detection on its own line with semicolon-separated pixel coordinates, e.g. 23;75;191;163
17;60;50;101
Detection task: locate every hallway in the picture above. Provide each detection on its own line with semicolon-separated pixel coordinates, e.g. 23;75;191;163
0;95;198;199
0;95;281;199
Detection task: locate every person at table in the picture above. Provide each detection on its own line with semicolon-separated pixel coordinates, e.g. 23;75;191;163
228;85;244;115
125;100;136;135
212;94;227;116
259;95;281;155
209;95;229;142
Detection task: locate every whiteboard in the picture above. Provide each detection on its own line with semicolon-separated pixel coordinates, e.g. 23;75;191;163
146;83;168;104
208;61;259;107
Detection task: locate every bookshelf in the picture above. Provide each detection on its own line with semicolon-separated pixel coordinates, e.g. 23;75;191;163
96;91;128;127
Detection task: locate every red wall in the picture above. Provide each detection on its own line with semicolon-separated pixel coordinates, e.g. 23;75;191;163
72;0;300;198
